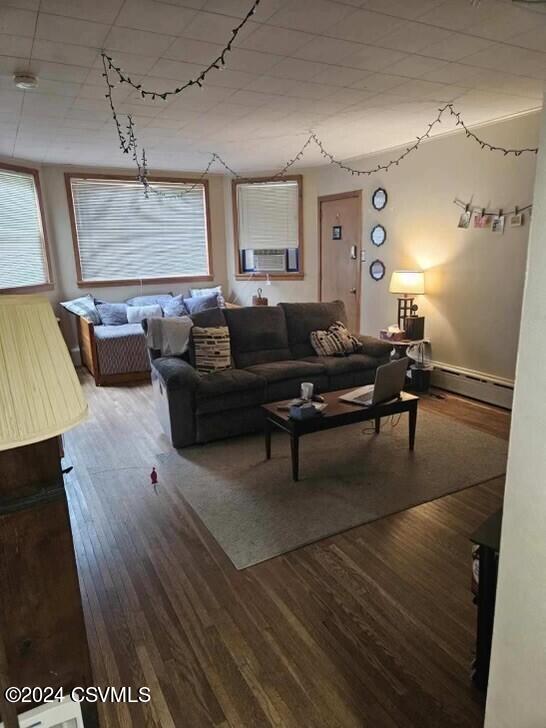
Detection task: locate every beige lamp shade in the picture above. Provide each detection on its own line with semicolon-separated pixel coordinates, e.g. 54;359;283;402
0;294;88;451
389;270;425;295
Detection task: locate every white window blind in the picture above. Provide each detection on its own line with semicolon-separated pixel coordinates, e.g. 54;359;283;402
0;167;50;290
69;178;210;282
237;180;299;250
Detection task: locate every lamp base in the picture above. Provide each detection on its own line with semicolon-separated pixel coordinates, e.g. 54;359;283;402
396;296;417;330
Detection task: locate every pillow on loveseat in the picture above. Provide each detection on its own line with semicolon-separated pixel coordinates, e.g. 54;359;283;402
96;302;128;325
126;304;162;323
60;294;101;324
310;320;360;357
192;326;231;374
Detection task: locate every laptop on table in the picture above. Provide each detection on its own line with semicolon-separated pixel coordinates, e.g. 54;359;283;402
339;358;409;407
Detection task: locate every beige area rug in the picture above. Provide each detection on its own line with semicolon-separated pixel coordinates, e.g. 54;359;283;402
157;410;507;569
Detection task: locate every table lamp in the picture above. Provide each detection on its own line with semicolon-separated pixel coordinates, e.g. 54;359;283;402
0;295;95;728
389;270;425;332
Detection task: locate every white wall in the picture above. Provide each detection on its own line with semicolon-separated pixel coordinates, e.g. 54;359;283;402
484;100;546;728
229;112;539;383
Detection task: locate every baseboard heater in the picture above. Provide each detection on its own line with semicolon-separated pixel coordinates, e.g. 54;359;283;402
431;361;514;409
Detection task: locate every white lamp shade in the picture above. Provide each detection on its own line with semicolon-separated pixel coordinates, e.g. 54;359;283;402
389;270;425;295
0;294;88;451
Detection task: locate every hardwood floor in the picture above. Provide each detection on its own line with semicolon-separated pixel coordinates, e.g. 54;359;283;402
63;374;508;728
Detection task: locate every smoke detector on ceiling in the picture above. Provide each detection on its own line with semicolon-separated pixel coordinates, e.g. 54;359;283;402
13;73;38;90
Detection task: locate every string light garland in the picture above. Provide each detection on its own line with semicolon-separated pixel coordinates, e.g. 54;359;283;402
102;45;538;198
101;0;261;101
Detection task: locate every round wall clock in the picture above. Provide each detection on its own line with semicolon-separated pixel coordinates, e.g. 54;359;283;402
371;224;386;246
369;259;386;281
372;187;387;211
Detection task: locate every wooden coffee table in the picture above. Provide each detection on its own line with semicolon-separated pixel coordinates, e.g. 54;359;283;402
262;390;419;481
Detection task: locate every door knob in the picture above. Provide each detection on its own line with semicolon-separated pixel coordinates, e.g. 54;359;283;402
350;288;357;294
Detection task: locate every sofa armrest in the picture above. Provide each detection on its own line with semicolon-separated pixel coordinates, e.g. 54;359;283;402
152;356;200;391
357;335;392;359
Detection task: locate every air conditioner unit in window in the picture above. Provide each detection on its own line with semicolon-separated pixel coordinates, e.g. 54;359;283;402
241;248;299;273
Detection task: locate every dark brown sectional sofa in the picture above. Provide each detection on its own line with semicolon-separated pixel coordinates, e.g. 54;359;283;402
150;300;392;448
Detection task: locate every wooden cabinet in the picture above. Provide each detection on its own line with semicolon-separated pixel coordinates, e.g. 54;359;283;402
0;438;98;727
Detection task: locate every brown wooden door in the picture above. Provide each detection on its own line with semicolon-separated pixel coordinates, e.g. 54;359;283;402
319;192;362;331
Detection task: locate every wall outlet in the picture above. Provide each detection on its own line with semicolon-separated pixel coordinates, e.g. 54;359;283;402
360;250;366;262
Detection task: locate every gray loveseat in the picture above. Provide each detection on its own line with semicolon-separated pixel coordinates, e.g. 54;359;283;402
150;300;392;448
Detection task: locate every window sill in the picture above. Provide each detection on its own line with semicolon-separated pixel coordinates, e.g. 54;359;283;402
234;273;304;281
77;275;214;288
0;282;54;294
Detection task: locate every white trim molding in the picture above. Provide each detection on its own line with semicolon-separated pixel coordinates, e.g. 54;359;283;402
431;360;514;409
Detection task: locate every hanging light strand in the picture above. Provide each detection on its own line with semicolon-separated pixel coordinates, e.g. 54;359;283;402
101;0;261;101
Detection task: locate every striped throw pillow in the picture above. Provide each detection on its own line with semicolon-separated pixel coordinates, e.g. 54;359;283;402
310;321;361;357
192;326;231;374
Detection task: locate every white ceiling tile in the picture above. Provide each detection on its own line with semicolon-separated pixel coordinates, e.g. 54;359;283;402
36;14;110;47
32;39;99;67
202;0;286;23
379;21;453;53
104;27;174;56
22;92;74;116
238;25;314;55
329;8;404;44
78;82;131;101
416;1;484;32
5;1;40;10
384;55;448;79
224;47;283;73
206;67;258;89
421;62;481;86
164;37;223;64
0;7;36;37
30;60;90;83
386;78;466;101
149;57;205;80
350;72;406;92
40;0;125;24
181;10;255;43
463;44;546;78
312;65;371;87
267;57;328;81
267;0;352;34
0;90;24;113
31;78;82;96
221;88;273;107
292;36;362;64
419;32;495;62
116;0;197;35
342;45;407;72
360;0;443;20
460;4;543;42
509;26;546;53
0;33;33;58
91;50;158;76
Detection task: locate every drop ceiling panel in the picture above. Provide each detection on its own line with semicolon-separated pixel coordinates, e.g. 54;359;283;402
0;0;542;171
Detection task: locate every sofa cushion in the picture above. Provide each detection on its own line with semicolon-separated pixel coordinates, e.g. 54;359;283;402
246;359;328;401
278;300;347;358
93;324;149;376
224;306;291;368
93;323;144;339
303;352;379;375
245;359;326;383
196;368;266;414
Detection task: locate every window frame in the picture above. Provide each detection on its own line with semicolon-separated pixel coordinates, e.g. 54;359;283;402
232;174;304;281
65;172;214;288
0;162;53;294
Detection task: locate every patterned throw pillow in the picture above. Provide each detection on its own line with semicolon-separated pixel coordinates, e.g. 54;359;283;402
192;326;231;374
60;294;101;324
310;321;361;357
163;294;188;318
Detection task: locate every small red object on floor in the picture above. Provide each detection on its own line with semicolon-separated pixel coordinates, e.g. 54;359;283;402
150;467;158;486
